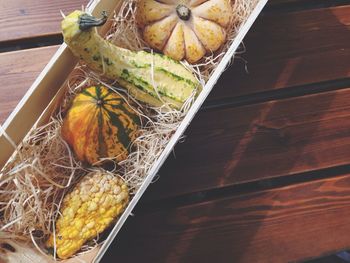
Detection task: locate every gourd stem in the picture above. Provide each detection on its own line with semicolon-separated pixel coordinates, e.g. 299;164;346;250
176;5;191;21
79;11;108;31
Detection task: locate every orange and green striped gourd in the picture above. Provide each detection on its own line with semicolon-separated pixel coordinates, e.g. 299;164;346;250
61;85;140;165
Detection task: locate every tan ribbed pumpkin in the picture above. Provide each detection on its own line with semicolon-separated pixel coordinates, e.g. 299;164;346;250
136;0;232;63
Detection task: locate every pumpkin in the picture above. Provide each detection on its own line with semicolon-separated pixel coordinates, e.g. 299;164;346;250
136;0;232;63
61;86;140;165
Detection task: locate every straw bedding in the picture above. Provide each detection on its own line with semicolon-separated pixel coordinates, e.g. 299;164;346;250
0;0;259;259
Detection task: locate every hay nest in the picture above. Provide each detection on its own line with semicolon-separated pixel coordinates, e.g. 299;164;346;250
0;0;260;259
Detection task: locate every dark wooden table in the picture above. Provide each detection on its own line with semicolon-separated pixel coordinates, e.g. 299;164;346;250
1;0;350;262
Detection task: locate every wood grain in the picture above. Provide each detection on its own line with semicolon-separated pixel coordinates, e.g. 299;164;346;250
0;0;88;43
144;87;350;200
209;5;350;101
0;46;58;124
104;174;350;263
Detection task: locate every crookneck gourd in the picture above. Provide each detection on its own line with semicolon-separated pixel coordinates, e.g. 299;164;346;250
61;85;140;165
136;0;232;63
62;10;200;109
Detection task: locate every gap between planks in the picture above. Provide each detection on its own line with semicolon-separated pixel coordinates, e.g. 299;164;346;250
143;86;350;201
139;163;350;213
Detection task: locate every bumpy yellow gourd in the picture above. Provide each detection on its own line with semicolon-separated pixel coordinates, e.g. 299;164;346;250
46;171;129;259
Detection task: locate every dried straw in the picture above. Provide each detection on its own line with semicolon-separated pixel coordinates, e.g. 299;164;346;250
0;0;259;259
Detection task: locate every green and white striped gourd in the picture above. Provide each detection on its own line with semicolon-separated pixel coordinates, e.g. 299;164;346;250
61;10;201;109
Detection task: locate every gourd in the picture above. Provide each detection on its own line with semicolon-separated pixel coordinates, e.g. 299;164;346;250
62;10;200;109
61;85;140;165
46;171;129;259
136;0;232;63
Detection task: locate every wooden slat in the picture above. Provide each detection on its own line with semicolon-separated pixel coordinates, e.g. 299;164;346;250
0;0;88;43
144;87;350;200
0;46;58;123
209;5;350;101
104;174;350;263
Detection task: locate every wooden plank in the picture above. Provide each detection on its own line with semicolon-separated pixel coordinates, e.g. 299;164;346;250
104;174;350;263
144;87;350;200
0;0;88;43
0;46;58;124
209;5;350;101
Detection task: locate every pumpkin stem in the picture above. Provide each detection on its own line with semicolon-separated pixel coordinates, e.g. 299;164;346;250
176;5;191;21
79;11;108;31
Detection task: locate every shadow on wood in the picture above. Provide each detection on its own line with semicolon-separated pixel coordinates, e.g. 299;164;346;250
102;6;350;263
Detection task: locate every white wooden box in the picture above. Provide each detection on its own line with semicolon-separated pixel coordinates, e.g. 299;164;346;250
0;0;268;261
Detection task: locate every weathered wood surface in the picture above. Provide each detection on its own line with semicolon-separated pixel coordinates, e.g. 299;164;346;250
209;5;350;101
0;46;58;123
145;87;350;200
0;0;88;43
105;174;350;263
